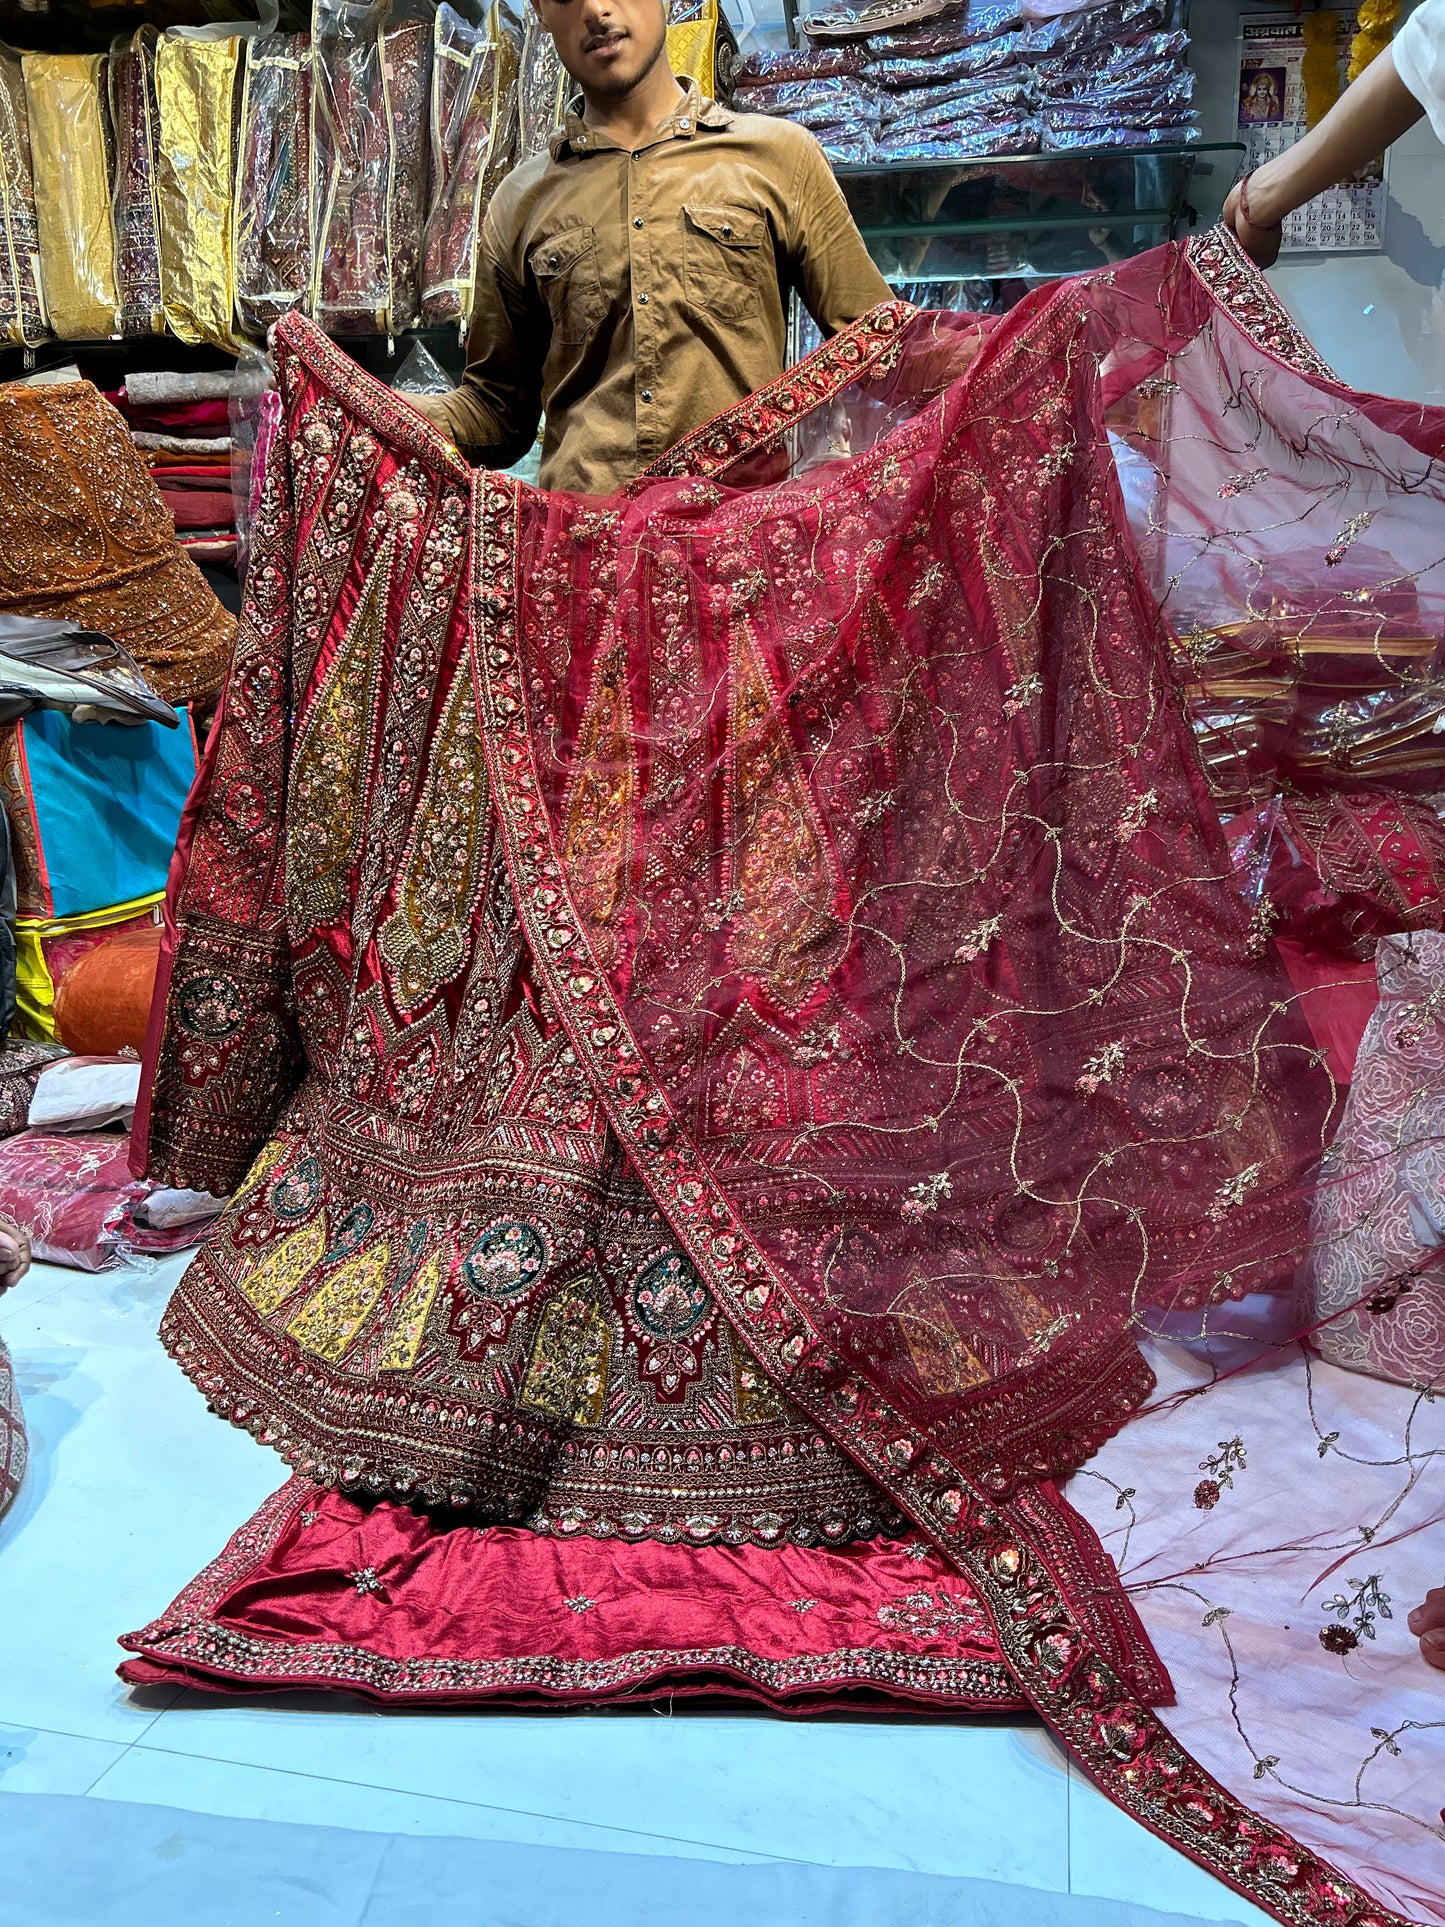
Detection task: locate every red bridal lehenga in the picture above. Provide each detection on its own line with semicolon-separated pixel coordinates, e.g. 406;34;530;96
121;231;1445;1926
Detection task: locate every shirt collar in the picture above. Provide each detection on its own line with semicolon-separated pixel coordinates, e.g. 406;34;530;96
550;76;733;159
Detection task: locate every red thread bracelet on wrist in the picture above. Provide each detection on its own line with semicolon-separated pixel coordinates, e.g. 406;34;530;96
1238;172;1283;232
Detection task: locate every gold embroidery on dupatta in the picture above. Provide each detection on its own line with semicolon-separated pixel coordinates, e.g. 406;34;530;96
376;1250;448;1372
895;1274;992;1395
287;548;391;935
240;1217;328;1317
378;654;490;1008
286;1241;394;1360
725;618;846;1011
560;646;634;969
519;1283;611;1425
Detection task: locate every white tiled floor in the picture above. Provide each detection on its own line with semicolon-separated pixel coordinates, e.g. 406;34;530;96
0;1256;1270;1924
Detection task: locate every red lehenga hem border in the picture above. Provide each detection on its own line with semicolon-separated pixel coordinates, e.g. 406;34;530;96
119;1477;1026;1714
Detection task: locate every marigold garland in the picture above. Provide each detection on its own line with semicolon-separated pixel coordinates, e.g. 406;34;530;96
1302;6;1342;128
1348;0;1403;84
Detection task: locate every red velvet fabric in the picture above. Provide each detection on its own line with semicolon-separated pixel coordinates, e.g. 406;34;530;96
121;1477;1026;1712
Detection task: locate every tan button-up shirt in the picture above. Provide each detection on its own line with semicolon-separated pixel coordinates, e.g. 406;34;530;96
425;80;891;493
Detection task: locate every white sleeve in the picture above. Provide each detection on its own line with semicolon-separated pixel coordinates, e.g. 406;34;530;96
1394;0;1445;143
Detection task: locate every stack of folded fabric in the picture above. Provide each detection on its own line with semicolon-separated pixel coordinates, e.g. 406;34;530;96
108;370;237;569
0;1053;222;1270
1026;5;1195;153
755;0;1192;164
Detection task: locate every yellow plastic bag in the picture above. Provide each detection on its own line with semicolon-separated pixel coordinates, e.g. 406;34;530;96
154;33;244;352
21;54;119;341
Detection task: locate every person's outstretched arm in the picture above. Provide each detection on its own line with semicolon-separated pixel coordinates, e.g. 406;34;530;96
1224;38;1428;266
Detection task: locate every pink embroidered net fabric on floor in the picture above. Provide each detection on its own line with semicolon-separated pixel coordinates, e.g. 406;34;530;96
125;231;1445;1926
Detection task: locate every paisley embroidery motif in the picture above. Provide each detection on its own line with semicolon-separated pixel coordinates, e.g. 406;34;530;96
378;651;491;1008
560;645;635;969
286;1242;394;1361
287;545;392;936
725;618;846;1012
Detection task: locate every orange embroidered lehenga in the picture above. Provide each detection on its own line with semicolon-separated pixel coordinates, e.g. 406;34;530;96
123;233;1445;1924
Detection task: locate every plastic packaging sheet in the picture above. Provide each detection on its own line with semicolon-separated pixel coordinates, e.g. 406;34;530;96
868;31;1024;85
517;8;567;159
21;54;119;342
229;347;278;575
735;44;866;82
422;4;518;333
806;0;1021;45
154;33;244;352
108;28;165;339
309;0;433;338
235;32;312;340
0;44;46;348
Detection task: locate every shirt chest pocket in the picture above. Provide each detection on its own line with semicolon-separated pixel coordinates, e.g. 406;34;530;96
683;204;765;321
529;224;606;346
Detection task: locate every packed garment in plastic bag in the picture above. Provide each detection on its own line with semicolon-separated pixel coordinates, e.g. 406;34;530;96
20;53;119;341
154;31;246;352
108;27;165;338
235;31;313;339
0;44;46;347
421;4;518;333
309;0;434;339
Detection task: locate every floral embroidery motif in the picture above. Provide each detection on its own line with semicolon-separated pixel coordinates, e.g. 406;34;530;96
349;1567;384;1596
1194;1436;1247;1511
564;1594;595;1614
1320;1574;1393;1651
286;1243;394;1362
519;1285;612;1426
877;1590;984;1641
378;655;491;1008
460;1219;549;1303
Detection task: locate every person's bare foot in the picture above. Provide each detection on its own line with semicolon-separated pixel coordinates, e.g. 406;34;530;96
0;1218;30;1294
1408;1587;1445;1669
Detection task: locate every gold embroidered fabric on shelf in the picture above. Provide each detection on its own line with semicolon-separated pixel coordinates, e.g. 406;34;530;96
21;53;119;341
154;33;244;353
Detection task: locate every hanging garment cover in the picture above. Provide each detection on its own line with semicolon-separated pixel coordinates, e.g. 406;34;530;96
21;54;119;342
153;33;244;354
234;32;312;340
0;46;47;348
420;6;517;332
516;10;565;159
309;0;433;339
0;382;235;706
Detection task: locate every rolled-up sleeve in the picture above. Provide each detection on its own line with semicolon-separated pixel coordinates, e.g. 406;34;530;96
420;210;546;468
785;128;892;336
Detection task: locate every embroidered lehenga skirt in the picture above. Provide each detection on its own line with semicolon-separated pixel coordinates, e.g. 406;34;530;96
122;234;1445;1923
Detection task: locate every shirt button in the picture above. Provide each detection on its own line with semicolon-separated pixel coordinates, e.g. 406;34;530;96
641;389;653;402
638;292;649;304
633;217;644;229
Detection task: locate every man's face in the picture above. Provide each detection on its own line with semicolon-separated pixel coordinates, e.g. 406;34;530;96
533;0;669;101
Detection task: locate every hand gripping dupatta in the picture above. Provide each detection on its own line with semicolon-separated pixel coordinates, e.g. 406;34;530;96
129;235;1437;1924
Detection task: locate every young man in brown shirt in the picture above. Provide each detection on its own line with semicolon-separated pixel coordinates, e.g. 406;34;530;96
416;0;892;493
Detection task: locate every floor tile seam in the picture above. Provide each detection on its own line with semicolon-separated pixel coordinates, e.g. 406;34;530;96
106;1735;812;1866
